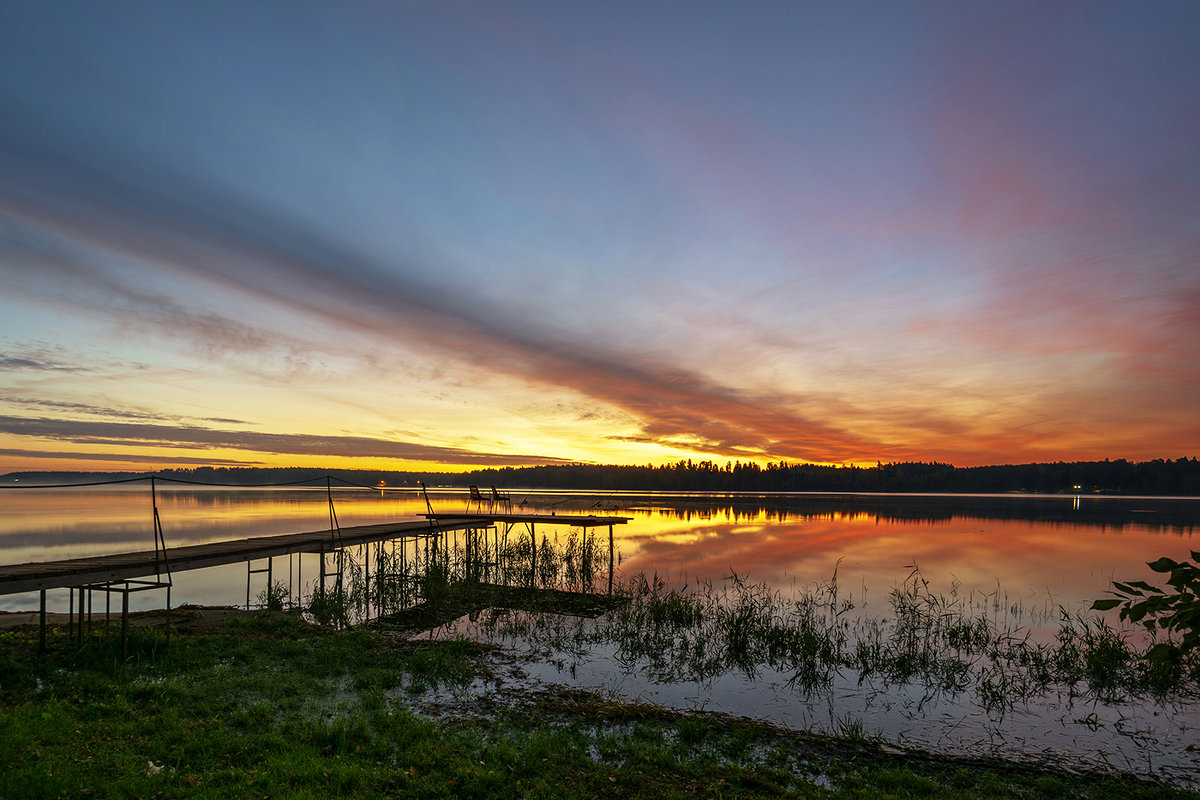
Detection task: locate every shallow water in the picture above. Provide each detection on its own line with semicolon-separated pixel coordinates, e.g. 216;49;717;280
2;484;1198;782
421;611;1200;785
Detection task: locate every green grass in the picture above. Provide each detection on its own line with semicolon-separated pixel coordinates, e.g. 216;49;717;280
1;615;1195;799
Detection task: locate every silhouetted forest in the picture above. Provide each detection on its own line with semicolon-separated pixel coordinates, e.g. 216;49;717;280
461;457;1200;495
5;457;1199;495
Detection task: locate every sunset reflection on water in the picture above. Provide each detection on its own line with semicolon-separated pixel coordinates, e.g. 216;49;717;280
0;487;1196;615
610;496;1198;613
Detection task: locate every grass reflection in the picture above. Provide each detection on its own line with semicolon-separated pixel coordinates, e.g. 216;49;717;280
473;566;1199;715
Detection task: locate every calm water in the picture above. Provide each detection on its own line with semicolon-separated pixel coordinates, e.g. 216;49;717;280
2;486;1198;782
1;486;1197;616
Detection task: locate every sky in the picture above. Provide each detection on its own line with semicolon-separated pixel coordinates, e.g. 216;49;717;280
1;1;1198;474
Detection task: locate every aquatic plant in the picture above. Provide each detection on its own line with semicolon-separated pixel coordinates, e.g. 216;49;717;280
255;580;289;612
475;564;1199;717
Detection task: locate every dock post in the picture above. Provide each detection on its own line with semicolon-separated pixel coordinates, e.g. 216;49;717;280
608;524;614;596
165;585;171;645
319;547;327;596
68;587;73;642
39;589;46;654
121;587;129;661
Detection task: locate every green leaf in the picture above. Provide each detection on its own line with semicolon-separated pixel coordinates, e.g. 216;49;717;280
1148;557;1180;573
1144;642;1181;664
1091;599;1121;611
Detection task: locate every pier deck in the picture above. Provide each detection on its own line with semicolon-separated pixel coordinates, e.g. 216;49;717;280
0;513;631;597
427;512;631;527
0;518;469;596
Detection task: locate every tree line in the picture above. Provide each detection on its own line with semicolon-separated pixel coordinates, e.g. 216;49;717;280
460;457;1200;495
5;457;1199;495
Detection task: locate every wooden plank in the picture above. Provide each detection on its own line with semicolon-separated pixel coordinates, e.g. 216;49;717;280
427;513;631;527
0;518;471;596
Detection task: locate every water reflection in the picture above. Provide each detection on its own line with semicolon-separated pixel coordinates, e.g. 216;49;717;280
0;488;1196;615
2;486;1197;781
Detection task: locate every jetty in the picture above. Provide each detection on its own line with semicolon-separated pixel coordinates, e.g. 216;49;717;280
0;476;630;656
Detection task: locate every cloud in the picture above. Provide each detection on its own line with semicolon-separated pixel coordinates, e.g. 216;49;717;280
0;355;83;372
4;2;1196;468
0;138;887;464
0;415;571;466
0;398;255;428
0;447;255;466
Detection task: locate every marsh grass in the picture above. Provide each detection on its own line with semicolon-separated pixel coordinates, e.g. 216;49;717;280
474;566;1199;716
296;526;611;628
2;617;1193;800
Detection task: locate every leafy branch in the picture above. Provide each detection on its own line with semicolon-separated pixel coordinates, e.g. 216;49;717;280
1093;551;1200;662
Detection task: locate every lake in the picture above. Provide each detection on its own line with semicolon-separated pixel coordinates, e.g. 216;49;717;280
2;485;1194;616
2;484;1198;783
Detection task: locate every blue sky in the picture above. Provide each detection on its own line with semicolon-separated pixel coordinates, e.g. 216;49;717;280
1;1;1198;472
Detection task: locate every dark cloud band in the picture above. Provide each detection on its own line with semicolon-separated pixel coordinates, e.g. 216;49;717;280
0;416;569;467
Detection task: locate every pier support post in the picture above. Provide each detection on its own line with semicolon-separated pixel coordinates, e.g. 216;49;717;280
39;589;46;655
319;547;327;596
608;524;614;596
121;588;129;661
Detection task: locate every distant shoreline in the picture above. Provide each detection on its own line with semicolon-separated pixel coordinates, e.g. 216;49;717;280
3;456;1200;496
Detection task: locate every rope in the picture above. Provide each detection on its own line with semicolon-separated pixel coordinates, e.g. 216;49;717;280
153;475;335;488
0;475;154;489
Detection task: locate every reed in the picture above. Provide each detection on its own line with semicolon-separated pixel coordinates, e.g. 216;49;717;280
478;565;1198;714
289;526;610;628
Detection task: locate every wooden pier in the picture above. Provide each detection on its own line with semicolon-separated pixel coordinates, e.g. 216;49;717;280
0;518;462;596
0;507;631;656
0;513;629;597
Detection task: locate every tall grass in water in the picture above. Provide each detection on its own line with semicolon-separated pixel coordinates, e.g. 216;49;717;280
296;526;609;626
491;566;1198;712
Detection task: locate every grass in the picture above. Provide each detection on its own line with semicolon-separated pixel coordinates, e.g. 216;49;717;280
1;614;1195;799
480;567;1200;714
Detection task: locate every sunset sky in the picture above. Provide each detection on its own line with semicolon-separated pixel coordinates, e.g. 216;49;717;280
1;1;1198;474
